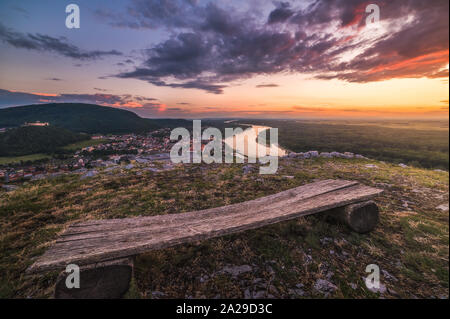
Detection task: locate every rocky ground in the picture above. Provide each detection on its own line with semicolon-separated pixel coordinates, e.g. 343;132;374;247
0;157;448;298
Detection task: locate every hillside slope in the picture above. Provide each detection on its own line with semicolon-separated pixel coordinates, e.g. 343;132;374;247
0;103;160;134
0;157;448;298
0;126;89;156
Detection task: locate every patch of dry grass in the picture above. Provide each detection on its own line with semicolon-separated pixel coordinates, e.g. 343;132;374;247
0;158;448;298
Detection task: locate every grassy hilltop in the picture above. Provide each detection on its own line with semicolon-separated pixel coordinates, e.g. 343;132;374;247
0;157;448;298
0;103;161;134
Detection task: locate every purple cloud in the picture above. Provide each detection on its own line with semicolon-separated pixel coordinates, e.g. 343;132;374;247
105;1;449;93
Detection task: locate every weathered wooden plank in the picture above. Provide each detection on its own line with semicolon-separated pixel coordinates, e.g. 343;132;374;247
28;180;382;273
42;180;357;249
59;179;357;241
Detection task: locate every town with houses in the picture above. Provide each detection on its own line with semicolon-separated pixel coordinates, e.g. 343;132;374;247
1;121;382;192
0;127;178;191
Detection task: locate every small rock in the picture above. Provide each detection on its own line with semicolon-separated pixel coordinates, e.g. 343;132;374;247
199;275;209;283
364;164;378;168
253;290;266;298
330;151;341;157
80;170;98;180
31;174;46;181
398;163;408;168
308;151;319;158
319;152;332;158
320;237;333;246
382;269;398;282
151;291;166;299
388;288;399;296
314;279;338;296
220;265;252;277
343;152;354;158
2;184;18;192
350;283;358;290
367;283;387;294
436;204;449;212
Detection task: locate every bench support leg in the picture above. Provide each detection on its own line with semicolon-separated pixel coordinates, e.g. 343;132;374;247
54;257;134;299
328;200;379;233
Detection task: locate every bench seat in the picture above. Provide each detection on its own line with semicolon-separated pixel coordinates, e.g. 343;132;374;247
28;179;382;274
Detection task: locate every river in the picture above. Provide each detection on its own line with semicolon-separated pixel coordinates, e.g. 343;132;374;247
223;124;287;159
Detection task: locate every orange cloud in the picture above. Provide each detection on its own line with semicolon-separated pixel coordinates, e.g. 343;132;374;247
31;92;59;97
111;101;143;108
367;50;449;74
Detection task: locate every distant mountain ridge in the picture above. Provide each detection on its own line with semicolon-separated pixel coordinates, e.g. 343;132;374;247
0;103;161;134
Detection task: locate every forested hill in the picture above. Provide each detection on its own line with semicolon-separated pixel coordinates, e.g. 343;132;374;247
0;126;89;156
0;103;161;134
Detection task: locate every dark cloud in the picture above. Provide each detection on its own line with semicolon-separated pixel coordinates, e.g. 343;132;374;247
110;0;448;93
0;23;122;60
256;83;279;88
148;79;226;94
0;88;158;109
96;0;199;29
46;78;63;81
0;89;50;108
268;2;294;24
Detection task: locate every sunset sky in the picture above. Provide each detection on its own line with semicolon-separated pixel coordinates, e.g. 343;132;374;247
0;0;448;118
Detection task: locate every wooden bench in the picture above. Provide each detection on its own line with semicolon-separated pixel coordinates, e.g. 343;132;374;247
27;179;383;298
